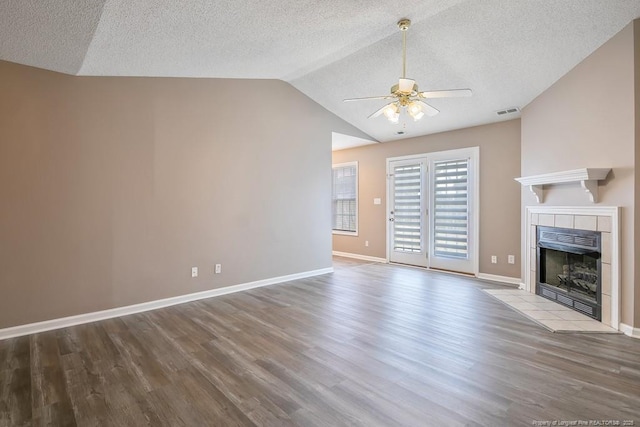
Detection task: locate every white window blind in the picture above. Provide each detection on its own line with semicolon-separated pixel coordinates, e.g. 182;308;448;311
433;159;469;259
332;163;357;233
393;163;422;252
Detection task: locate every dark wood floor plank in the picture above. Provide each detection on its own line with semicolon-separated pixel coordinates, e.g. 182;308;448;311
1;256;640;426
0;337;32;427
29;333;77;427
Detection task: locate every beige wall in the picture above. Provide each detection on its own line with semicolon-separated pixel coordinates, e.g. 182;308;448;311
0;60;369;329
332;119;522;278
521;22;637;327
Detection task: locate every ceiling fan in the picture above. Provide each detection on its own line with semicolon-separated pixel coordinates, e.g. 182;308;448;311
344;19;472;124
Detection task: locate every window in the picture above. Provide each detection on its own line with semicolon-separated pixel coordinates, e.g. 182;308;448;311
432;158;469;259
392;162;423;252
332;162;358;235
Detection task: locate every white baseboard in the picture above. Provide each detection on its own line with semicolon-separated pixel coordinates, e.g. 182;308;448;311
0;267;333;341
332;251;387;263
619;323;640;339
476;273;522;287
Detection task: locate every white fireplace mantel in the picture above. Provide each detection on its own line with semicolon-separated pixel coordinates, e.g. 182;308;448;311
515;168;611;203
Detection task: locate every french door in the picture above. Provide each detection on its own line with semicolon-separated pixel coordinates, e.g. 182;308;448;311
387;157;428;267
386;148;478;275
428;155;474;274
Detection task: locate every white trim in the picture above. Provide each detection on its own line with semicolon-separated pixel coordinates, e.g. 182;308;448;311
619;323;640;339
332;230;358;236
525;205;620;216
524;205;620;329
386;153;429;163
0;267;333;341
515;168;611;186
332;251;387;263
477;273;522;286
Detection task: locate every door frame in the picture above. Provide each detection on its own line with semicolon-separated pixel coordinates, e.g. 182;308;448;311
385;147;479;276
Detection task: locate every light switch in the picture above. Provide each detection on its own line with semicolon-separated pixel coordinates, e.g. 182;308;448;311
374;198;381;205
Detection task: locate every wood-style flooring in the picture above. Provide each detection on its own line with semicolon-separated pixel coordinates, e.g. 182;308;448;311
1;257;640;426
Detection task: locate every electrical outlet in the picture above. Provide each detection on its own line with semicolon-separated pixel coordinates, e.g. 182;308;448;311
215;264;222;274
508;255;515;264
191;267;198;277
365;240;369;247
491;256;497;264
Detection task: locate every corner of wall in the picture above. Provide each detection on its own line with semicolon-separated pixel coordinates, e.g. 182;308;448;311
633;18;640;329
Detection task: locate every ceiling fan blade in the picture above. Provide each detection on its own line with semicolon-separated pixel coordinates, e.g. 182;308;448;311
343;95;395;102
419;89;473;99
417;101;439;117
368;102;395;119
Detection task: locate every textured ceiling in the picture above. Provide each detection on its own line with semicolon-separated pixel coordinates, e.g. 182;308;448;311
1;0;640;143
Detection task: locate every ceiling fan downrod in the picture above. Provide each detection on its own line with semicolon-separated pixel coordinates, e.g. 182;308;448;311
398;19;411;79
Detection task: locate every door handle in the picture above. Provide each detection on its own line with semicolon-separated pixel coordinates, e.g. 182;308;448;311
389;218;394;222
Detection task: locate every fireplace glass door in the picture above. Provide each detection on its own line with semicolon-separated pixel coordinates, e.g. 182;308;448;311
536;226;601;320
539;248;599;305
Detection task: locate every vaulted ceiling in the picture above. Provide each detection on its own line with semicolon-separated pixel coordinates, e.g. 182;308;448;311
2;1;639;142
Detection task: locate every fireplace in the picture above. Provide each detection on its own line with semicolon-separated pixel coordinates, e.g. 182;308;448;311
536;226;601;320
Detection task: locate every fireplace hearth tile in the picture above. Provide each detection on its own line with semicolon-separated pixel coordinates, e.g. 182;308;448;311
552;310;594;321
517;294;544;302
493;295;523;302
520;310;563;320
483;289;619;334
483;289;518;295
528;302;565;310
509;302;540;310
539;320;584;331
569;320;618;332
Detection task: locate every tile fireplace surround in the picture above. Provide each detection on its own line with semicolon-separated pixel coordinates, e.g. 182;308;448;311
524;206;620;329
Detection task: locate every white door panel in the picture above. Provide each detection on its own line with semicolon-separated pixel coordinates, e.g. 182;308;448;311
429;158;474;274
388;158;428;267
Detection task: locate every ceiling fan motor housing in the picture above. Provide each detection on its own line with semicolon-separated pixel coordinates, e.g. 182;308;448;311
392;78;418;96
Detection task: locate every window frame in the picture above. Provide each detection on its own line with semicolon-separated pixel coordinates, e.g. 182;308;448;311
332;161;359;236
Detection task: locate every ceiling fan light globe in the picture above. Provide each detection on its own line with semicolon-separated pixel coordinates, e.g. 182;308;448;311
410;110;424;121
407;101;424;121
383;103;399;119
